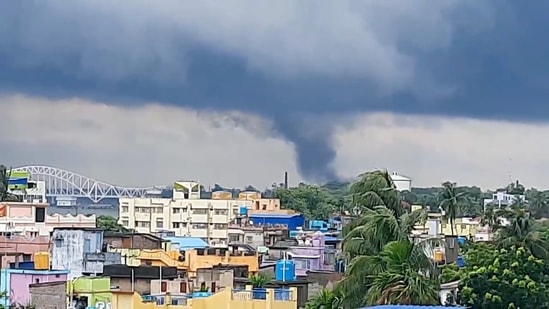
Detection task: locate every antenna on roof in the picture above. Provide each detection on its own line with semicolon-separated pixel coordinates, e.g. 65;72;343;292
508;157;513;184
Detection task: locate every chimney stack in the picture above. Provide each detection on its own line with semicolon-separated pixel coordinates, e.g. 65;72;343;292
284;172;288;189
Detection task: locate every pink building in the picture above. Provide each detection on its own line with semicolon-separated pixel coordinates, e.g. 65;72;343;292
0;202;96;237
0;268;68;307
0;235;50;267
288;231;334;276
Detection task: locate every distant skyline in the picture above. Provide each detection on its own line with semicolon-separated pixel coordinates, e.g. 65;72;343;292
3;2;549;189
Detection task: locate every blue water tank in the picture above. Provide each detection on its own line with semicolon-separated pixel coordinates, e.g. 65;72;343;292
239;206;248;216
191;292;212;298
457;255;465;268
275;259;296;281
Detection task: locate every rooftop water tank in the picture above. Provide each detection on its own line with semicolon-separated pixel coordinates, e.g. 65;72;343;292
457;255;465;268
239;206;248;216
275;259;296;281
191;292;212;298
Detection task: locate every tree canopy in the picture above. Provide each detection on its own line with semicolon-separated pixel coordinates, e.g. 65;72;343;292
96;215;131;232
444;243;549;308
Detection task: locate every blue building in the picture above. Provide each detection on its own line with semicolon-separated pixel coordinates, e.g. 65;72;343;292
248;213;305;230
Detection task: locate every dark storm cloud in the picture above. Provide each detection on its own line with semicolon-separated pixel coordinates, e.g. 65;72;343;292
1;1;549;180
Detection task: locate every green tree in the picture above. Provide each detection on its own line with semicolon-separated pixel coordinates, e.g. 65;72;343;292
337;170;435;307
349;170;403;217
352;240;440;305
0;165;19;202
526;188;548;218
272;184;339;219
96;215;130;232
495;207;549;259
305;288;340;309
438;182;468;236
453;243;549;308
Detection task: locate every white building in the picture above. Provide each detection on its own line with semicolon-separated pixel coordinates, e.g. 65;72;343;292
390;172;412;192
483;190;526;209
119;181;281;246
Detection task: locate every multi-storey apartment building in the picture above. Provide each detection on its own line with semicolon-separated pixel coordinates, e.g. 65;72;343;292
118;181;281;245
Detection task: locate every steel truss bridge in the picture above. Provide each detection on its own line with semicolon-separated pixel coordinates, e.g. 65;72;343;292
13;165;165;203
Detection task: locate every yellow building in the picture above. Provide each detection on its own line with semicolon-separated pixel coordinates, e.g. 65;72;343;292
111;287;298;309
412;205;483;238
115;246;259;276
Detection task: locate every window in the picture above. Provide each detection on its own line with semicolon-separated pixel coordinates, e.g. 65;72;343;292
193;209;207;215
156;219;164;229
262;204;267;210
35;207;45;223
121;206;129;213
233;209;239;215
136;207;150;213
214;224;228;229
35;278;40;284
173;208;181;214
121;220;129;226
161;281;167;292
461;224;467;230
135;221;150;228
214;209;228;215
229;235;240;242
84;239;91;253
294;259;310;270
172;222;181;228
246;236;253;242
192;223;207;229
154;207;163;213
179;282;187;293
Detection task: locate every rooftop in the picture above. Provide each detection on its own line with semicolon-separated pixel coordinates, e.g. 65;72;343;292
248;213;302;218
164;236;208;249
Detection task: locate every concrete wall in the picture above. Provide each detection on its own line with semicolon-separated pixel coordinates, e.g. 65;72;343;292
104;234;162;250
29;281;67;309
0;269;68;307
0;236;50;267
111;278;151;294
51;229;107;278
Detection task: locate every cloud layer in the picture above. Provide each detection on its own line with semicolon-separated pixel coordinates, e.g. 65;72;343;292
3;2;549;184
0;1;507;181
2;95;549;190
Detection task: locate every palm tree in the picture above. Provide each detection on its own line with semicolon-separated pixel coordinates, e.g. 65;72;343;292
338;171;435;307
358;240;440;305
480;204;501;233
438;182;468;236
305;288;340;309
349;170;403;217
495;207;549;259
526;189;547;218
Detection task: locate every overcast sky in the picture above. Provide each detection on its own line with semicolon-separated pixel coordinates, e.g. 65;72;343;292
2;1;549;190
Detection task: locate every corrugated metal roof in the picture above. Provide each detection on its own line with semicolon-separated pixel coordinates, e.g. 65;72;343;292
361;305;467;309
164;236;208;249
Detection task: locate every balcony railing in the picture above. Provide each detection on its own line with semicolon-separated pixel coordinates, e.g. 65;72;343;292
231;288;293;301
